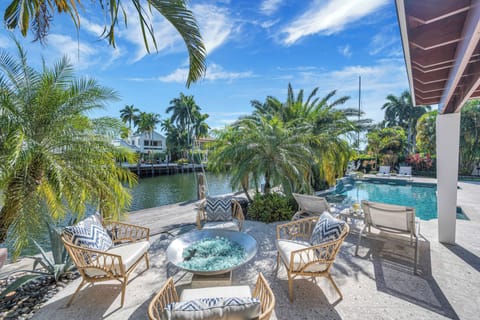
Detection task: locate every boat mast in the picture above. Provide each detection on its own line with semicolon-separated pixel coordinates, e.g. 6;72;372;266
358;76;361;151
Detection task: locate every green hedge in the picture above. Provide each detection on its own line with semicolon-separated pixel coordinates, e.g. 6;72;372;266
248;193;297;223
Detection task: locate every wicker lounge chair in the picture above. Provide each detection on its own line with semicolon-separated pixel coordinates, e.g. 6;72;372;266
276;216;349;301
355;200;420;274
148;273;275;320
62;219;150;307
291;193;336;220
196;196;245;231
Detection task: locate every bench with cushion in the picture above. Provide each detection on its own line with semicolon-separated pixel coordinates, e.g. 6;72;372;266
148;273;275;320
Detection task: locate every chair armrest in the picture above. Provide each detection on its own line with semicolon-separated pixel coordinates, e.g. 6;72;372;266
232;200;245;231
289;240;340;271
148;277;179;320
62;240;125;276
276;217;318;241
252;273;275;320
104;221;150;243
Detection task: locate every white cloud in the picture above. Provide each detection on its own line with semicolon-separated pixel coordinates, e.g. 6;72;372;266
47;34;98;69
193;4;234;55
157;63;254;83
111;3;234;62
281;0;388;45
260;0;283;15
285;59;408;122
338;44;352;58
369;25;401;56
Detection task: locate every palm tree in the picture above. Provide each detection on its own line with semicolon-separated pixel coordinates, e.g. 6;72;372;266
0;42;137;255
209;117;315;199
137;112;161;140
4;0;206;86
382;90;431;153
252;84;358;185
120;104;140;130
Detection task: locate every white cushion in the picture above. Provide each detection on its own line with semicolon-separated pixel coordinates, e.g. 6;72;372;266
164;297;260;320
84;240;150;277
276;239;328;273
180;286;251;301
202;220;239;231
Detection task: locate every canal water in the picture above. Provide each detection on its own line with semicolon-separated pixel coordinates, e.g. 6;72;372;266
129;172;235;211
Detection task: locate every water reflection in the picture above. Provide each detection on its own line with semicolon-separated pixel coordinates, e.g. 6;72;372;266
129;172;235;211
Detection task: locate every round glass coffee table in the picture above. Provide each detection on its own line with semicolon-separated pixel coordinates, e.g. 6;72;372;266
167;229;257;286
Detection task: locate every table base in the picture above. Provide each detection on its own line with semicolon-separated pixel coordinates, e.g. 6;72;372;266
191;271;232;288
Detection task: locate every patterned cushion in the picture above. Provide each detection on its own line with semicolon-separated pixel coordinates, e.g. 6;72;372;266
310;211;346;245
205;196;233;222
63;214;113;251
163;297;260;320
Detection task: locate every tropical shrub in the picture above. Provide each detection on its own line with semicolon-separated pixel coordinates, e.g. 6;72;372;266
0;41;137;256
406;153;434;172
248;193;297;223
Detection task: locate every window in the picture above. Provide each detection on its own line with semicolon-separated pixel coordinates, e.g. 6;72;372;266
144;140;149;146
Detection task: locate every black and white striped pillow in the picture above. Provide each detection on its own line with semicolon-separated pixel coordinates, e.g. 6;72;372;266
63;215;113;251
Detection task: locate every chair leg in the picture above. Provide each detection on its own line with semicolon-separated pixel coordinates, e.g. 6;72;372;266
145;253;150;270
67;279;87;307
413;236;418;275
275;252;280;275
121;276;128;307
327;274;343;300
287;272;294;302
355;226;366;256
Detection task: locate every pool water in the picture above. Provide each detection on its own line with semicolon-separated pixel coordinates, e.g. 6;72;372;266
328;181;438;220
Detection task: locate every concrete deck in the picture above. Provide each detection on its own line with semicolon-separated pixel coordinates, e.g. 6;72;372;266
5;179;480;319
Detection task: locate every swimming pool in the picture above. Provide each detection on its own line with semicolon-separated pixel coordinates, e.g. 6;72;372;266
324;180;438;220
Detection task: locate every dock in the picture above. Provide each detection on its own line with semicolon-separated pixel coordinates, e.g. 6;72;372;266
124;163;206;178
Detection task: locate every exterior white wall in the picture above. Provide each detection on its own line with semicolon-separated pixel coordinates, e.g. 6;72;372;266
436;113;461;244
129;131;166;153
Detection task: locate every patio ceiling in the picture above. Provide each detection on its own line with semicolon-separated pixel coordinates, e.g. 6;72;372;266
396;0;480;113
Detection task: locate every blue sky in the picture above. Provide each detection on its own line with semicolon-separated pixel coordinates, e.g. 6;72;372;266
0;0;408;131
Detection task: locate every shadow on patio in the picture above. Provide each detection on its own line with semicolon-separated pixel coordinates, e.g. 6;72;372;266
349;233;459;319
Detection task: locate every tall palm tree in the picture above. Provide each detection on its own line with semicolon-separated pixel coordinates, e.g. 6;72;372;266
120;104;140;130
0;42;137;255
137;112;161;140
381;90;431;153
4;0;206;86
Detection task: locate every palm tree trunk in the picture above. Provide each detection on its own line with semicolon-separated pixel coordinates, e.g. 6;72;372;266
241;175;252;202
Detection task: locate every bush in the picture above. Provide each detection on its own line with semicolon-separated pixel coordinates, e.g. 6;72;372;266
175;158;189;165
248;193;297;223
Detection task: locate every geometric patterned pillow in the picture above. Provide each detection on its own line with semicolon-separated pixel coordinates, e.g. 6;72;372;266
163;297;260;320
63;214;113;251
310;211;346;246
205;196;233;222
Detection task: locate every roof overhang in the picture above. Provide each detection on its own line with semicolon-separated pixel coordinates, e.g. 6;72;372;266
396;0;480;113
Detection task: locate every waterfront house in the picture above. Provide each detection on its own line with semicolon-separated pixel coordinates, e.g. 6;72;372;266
128;131;167;154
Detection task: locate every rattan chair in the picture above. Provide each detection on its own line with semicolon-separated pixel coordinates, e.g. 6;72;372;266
196;198;245;231
291;193;336;220
355;200;420;274
276;216;349;301
62;221;150;307
148;273;275;320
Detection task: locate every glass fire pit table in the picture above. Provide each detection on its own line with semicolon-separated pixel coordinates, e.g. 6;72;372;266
166;229;258;287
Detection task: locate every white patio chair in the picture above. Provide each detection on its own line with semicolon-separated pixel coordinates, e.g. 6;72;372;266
399;166;412;177
376;166;391;176
291;193;337;220
355;200;420;274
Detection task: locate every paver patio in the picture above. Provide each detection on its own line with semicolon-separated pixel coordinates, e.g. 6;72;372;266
2;179;478;320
